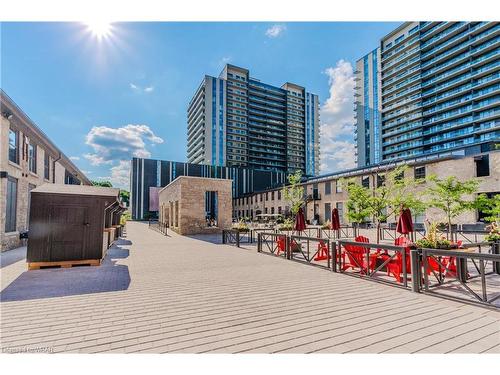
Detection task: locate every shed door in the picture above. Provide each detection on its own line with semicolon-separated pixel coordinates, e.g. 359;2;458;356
49;205;88;261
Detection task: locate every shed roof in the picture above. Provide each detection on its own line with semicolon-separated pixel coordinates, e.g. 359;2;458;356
32;184;119;197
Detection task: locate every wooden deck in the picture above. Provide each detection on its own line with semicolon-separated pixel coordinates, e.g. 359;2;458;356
1;221;499;353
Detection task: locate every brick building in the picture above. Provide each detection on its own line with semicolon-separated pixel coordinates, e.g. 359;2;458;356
1;90;91;251
158;176;232;235
233;150;499;226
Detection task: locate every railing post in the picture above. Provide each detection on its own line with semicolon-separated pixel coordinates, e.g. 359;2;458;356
286;235;291;260
402;248;407;288
331;241;337;272
493;241;500;275
257;233;262;252
222;230;226;244
410;249;420;293
236;230;240;248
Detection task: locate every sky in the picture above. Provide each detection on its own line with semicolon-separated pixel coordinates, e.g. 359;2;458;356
0;21;400;189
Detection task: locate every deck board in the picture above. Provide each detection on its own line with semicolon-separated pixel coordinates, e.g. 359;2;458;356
1;221;499;353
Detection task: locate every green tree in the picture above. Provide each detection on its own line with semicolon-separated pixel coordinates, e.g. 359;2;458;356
476;193;500;224
386;165;427;221
342;178;371;227
345;165;428;243
282;170;305;216
119;190;130;206
91;180;113;187
425;175;479;239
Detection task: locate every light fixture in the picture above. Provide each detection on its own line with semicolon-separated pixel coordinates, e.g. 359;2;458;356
1;111;13;120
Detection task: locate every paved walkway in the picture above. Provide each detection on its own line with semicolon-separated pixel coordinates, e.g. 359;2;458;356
1;222;499;353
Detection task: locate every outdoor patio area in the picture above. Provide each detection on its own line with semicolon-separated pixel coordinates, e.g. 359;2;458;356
1;221;499;354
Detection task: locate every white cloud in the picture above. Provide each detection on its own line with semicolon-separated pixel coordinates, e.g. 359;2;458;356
319;59;357;173
69;156;80;161
84;124;163;189
84;124;163;166
109;160;131;188
130;83;154;93
265;24;286;38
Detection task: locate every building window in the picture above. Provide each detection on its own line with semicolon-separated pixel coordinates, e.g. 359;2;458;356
271;191;275;200
336;181;343;193
266;192;268;201
278;190;281;200
414;166;426;180
260;193;263;202
325;203;331;222
336;202;344;224
377;174;385;187
325;182;331;195
475;155;490;177
205;191;218;227
362;176;370;189
278;206;282;214
28;143;37;173
271;207;275;214
265;207;268;214
8;128;19;164
44;152;50;180
5;177;18;232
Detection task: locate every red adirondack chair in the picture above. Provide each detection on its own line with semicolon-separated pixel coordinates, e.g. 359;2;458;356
426;240;464;278
385;236;412;283
313;240;331;261
342;236;376;274
276;236;286;256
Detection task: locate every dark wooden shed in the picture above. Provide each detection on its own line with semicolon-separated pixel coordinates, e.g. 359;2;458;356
27;184;120;270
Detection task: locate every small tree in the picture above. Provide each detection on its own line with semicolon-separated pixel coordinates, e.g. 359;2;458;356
120;190;130;206
342;178;371;228
361;165;427;243
476;194;500;224
283;170;304;216
387;165;427;221
92;180;113;187
425;175;479;239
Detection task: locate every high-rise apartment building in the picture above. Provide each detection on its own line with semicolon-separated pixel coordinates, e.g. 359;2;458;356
355;22;500;167
187;64;320;176
355;48;382;167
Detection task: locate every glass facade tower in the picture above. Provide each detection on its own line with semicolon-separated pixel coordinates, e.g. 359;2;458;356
187;64;320;176
355;22;500;166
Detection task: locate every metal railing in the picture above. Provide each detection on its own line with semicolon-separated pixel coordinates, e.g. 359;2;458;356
257;232;288;258
380;227;425;242
318;226;358;240
288;235;332;270
253;232;500;308
222;229;253;247
337;240;413;289
148;220;168;236
276;227;320;238
421;242;500;307
250;228;276;242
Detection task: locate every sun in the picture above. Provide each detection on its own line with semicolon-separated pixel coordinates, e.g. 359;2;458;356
84;21;113;40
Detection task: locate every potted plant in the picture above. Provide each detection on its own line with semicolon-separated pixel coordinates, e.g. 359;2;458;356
278;218;294;232
232;219;249;233
415;221;456;249
321;220;331;230
486;222;500;242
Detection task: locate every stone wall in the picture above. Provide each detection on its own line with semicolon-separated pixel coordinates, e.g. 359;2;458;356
158;176;232;235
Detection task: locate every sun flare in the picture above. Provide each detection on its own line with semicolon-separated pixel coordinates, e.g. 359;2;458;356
84;21;113;39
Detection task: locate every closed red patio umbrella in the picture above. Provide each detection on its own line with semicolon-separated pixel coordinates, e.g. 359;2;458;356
331;208;341;230
396;208;414;237
294;207;306;232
